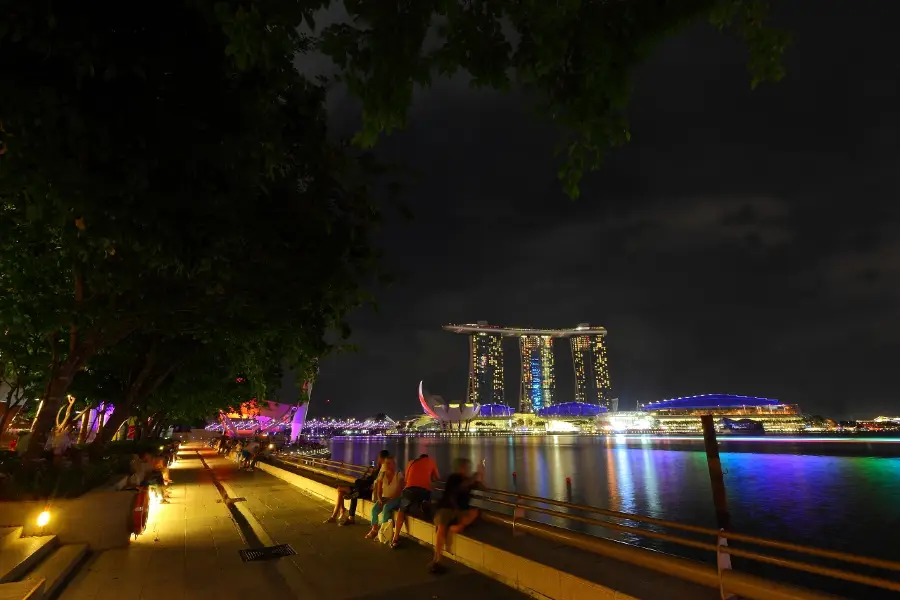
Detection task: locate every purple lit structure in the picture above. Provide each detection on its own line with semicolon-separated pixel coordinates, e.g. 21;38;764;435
536;402;607;418
77;403;115;442
641;394;787;412
479;404;515;418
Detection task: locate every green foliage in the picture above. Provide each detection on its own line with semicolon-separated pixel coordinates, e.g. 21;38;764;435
98;439;174;456
0;1;384;444
0;452;131;501
318;0;789;198
0;0;790;439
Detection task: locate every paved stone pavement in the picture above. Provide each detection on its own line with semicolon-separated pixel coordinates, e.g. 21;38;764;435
216;454;528;600
58;445;526;600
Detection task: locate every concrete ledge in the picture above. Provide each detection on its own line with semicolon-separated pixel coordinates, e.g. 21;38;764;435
0;489;135;550
0;579;45;600
255;460;648;600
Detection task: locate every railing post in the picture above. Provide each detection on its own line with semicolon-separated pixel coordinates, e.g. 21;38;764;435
701;415;731;531
513;495;525;536
701;414;735;599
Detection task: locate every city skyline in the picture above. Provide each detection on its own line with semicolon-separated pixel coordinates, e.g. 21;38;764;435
444;323;612;415
304;1;900;421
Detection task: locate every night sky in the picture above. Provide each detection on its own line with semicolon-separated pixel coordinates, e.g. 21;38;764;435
294;1;899;421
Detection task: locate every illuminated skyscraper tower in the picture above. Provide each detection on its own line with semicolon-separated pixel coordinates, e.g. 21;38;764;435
443;323;609;415
519;335;555;413
571;335;592;403
570;328;613;409
467;331;504;405
591;335;612;407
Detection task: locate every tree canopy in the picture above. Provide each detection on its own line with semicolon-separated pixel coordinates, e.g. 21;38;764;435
0;0;382;452
318;0;788;197
0;0;787;448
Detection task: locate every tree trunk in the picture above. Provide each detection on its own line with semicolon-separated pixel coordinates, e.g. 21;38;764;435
0;406;13;440
25;371;75;458
76;404;92;444
0;390;18;439
92;404;130;448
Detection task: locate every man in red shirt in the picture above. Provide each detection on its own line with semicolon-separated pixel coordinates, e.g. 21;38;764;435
390;453;439;548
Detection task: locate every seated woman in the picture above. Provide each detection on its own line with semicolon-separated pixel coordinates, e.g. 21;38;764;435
429;458;484;572
325;450;389;525
365;456;404;539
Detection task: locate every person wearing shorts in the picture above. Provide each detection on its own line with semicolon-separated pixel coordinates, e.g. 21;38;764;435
429;458;483;572
390;454;440;548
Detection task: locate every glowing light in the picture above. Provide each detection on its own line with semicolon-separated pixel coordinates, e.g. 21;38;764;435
36;511;50;527
417;381;442;420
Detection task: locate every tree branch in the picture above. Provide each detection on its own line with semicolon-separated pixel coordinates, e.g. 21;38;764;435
70;263;84;355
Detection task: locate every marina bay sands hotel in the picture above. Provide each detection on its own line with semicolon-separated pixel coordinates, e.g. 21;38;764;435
442;322;612;415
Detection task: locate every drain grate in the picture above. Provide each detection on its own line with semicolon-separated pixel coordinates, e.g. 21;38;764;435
239;544;297;562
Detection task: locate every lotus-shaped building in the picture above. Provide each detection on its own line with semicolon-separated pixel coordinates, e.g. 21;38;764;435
418;381;480;431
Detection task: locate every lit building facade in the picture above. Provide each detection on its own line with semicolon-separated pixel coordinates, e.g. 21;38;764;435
641;394;804;433
443;323;610;416
467;332;504;406
519;335;555;413
570;333;613;408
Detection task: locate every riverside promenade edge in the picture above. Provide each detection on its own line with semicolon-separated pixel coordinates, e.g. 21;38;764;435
57;445;528;600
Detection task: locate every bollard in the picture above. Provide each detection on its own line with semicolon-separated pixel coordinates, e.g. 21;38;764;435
565;476;572;503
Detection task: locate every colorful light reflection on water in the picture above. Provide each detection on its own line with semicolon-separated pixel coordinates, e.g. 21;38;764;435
329;435;900;598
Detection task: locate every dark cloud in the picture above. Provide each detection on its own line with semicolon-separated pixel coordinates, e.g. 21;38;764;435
306;1;900;421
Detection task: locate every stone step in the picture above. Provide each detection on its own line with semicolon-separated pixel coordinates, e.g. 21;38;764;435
0;536;57;584
0;579;45;600
0;528;23;548
23;544;89;598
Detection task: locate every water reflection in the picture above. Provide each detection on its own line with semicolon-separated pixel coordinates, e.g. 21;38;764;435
327;434;900;586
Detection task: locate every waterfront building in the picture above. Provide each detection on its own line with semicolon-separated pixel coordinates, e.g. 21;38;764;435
640;394;804;433
600;411;657;433
467;326;505;406
443;322;610;415
419;381;480;431
536;402;607;418
570;331;613;409
519;335;555;413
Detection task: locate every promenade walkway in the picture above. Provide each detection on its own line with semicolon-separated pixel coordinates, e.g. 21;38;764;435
58;445;526;600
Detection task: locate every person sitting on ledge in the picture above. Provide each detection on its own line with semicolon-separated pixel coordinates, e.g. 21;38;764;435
365;456;404;539
130;451;170;503
428;457;484;573
325;449;389;525
390;453;440;549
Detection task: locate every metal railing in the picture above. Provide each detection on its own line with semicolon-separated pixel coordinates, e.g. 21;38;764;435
270;454;900;599
475;488;900;596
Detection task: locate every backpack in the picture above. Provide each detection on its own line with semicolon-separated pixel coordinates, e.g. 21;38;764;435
378;520;394;544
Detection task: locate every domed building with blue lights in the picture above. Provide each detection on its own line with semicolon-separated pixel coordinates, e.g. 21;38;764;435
639;394;804;433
